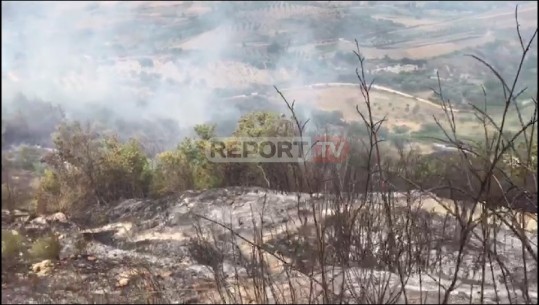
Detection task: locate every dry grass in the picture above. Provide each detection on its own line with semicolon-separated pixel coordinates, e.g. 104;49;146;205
275;84;530;141
190;18;538;304
276;85;450;131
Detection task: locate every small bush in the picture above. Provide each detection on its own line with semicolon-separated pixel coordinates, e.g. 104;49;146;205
151;150;194;197
1;230;26;260
36;168;82;214
28;234;61;261
100;137;153;199
38;169;61;196
37;121;153;214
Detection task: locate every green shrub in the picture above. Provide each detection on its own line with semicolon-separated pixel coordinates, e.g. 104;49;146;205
39;169;61;195
2;230;26;260
151;150;194;196
178;137;223;190
28;234;61;261
151;123;225;196
37;121;153;214
233;112;282;137
35;169;63;214
100;137;153;199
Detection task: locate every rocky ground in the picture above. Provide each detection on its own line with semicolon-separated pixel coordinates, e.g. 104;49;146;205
2;187;537;304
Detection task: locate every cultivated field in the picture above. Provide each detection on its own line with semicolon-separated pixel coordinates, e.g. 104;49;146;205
275;84;532;146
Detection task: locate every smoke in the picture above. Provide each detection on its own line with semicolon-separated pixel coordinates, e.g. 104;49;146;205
11;1;517;149
1;2;235;146
12;5;313;137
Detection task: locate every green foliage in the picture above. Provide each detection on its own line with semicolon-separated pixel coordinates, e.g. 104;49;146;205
152;123;223;195
151;149;194;196
39;169;61;197
192;161;222;190
35;122;92;213
36;169;70;214
194;124;216;141
2;230;26;260
100;137;153;199
37;121;152;214
233;111;283;137
181;130;224;189
28;234;61;261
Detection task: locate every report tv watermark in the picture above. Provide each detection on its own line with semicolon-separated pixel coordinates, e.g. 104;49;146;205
206;136;350;163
